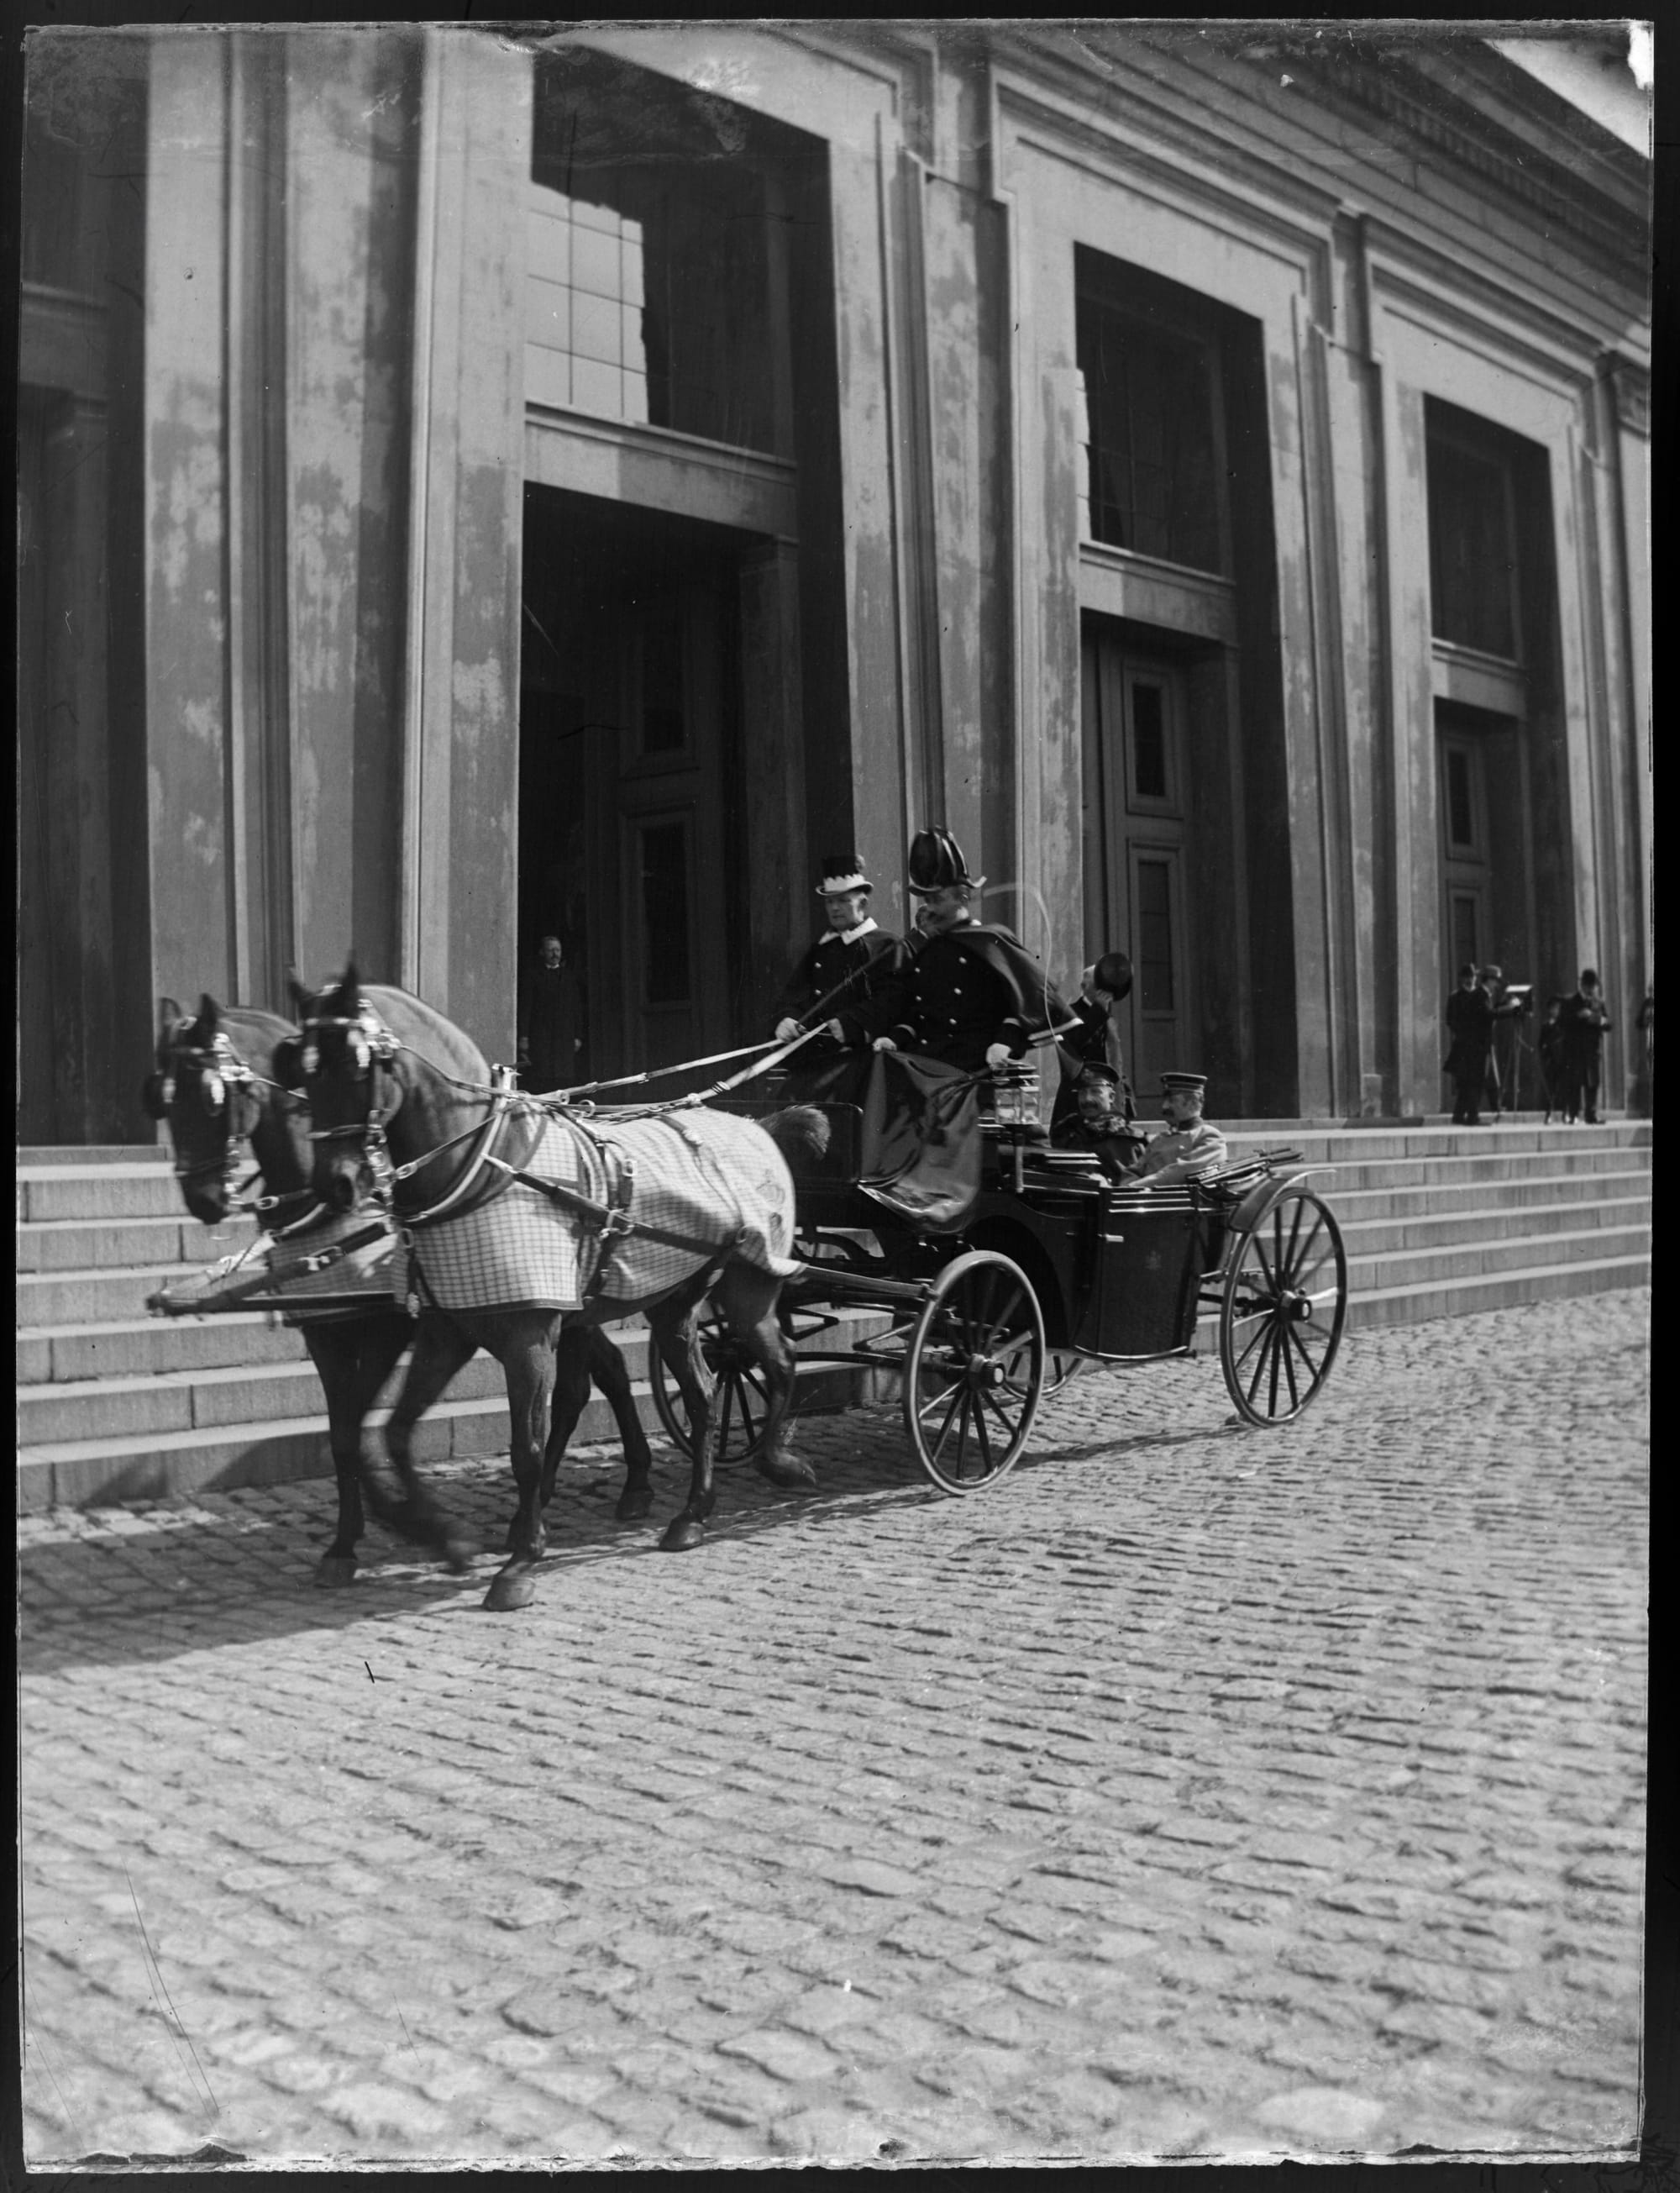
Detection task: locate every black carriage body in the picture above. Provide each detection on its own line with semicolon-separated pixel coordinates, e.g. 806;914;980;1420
723;1091;1231;1361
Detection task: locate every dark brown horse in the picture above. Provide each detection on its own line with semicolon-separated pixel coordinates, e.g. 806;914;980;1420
145;993;658;1583
288;966;823;1612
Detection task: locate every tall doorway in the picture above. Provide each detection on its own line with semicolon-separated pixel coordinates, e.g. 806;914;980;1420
1082;630;1197;1096
521;486;756;1086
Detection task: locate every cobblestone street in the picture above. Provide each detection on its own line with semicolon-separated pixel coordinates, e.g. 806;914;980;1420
19;1288;1648;2168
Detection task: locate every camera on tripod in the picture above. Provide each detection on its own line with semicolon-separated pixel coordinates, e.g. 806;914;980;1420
1501;983;1535;1013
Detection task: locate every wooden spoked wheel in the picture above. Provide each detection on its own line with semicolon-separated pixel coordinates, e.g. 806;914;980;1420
1219;1186;1347;1426
648;1317;773;1466
902;1251;1046;1496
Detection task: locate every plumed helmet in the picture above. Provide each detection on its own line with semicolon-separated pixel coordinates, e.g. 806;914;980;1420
907;825;985;897
816;853;871;896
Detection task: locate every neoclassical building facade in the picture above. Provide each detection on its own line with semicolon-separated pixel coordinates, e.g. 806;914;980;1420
18;23;1651;1139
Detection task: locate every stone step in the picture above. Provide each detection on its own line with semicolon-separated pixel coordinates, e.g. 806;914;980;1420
1336;1193;1651;1260
1341;1221;1650;1296
1326;1166;1651;1222
17;1312;310;1386
1338;1257;1651;1333
16;1212;260;1275
1221;1121;1646;1156
15;1349;511;1446
16;1353;873;1514
18;1162;208;1224
15;1144;167;1166
18;1263;242;1329
1286;1146;1647;1195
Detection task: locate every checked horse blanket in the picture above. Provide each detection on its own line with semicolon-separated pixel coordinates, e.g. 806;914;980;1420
391;1103;801;1314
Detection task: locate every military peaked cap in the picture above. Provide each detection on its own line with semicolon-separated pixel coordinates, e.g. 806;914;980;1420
1160;1071;1208;1093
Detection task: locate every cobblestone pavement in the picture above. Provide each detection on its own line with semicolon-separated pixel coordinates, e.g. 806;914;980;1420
19;1289;1648;2169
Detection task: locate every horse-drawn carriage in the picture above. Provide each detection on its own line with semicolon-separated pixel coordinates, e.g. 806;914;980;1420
147;975;1347;1607
649;1058;1349;1496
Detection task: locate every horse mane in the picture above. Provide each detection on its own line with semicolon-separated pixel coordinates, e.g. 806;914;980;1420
359;984;492;1089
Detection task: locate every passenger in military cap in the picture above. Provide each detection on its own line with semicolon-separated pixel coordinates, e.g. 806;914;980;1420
1050;1061;1150;1180
770;854;901;1066
843;826;1074;1082
1125;1072;1229;1187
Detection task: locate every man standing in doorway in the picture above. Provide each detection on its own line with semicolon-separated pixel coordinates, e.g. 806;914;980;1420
517;933;584;1093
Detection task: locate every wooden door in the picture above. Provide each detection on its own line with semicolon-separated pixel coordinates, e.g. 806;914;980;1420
1084;634;1194;1096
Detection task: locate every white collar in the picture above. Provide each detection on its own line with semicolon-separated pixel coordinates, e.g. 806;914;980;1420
825;916;879;944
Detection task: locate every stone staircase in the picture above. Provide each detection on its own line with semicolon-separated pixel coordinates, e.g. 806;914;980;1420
16;1120;1650;1512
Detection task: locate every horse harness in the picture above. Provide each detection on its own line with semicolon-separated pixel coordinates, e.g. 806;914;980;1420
299;1002;745;1312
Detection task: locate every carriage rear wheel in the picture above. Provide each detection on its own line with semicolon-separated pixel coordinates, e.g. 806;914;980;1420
903;1251;1045;1496
648;1316;772;1466
1219;1186;1347;1426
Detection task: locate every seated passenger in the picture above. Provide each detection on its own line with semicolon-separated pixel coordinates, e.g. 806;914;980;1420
1122;1072;1229;1188
1050;1063;1149;1180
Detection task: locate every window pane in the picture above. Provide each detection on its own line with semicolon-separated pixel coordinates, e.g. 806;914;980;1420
1427;436;1517;658
1445;748;1475;850
639;821;690;1004
1137;859;1175;1012
1450;893;1479;976
641;598;685;755
1131;683;1168;800
1077;293;1222;573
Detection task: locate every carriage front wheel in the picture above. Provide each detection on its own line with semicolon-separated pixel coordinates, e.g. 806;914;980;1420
1219;1186;1347;1426
903;1250;1046;1496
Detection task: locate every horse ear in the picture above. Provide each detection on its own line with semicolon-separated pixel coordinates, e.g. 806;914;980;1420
286;965;312;1018
337;956;361;1007
198;992;220;1030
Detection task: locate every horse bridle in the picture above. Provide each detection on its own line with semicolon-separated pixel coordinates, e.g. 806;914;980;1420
297;1001;522;1225
298;1006;403;1206
145;1023;273;1202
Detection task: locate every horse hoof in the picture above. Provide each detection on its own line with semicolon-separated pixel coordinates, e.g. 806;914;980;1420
755;1455;818;1491
314;1554;358;1588
659;1517;706;1553
482;1570;538;1612
616;1490;654;1523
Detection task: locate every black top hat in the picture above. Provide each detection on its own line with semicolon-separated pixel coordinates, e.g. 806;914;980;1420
1091;950;1133;1001
816;853;871;896
907;825;985;897
1160;1071;1207;1093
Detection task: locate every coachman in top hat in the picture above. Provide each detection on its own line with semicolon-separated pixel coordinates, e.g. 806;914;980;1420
841;826;1074;1085
770;853;902;1070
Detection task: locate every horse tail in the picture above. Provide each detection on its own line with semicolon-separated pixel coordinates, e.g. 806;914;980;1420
759;1104;832;1168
